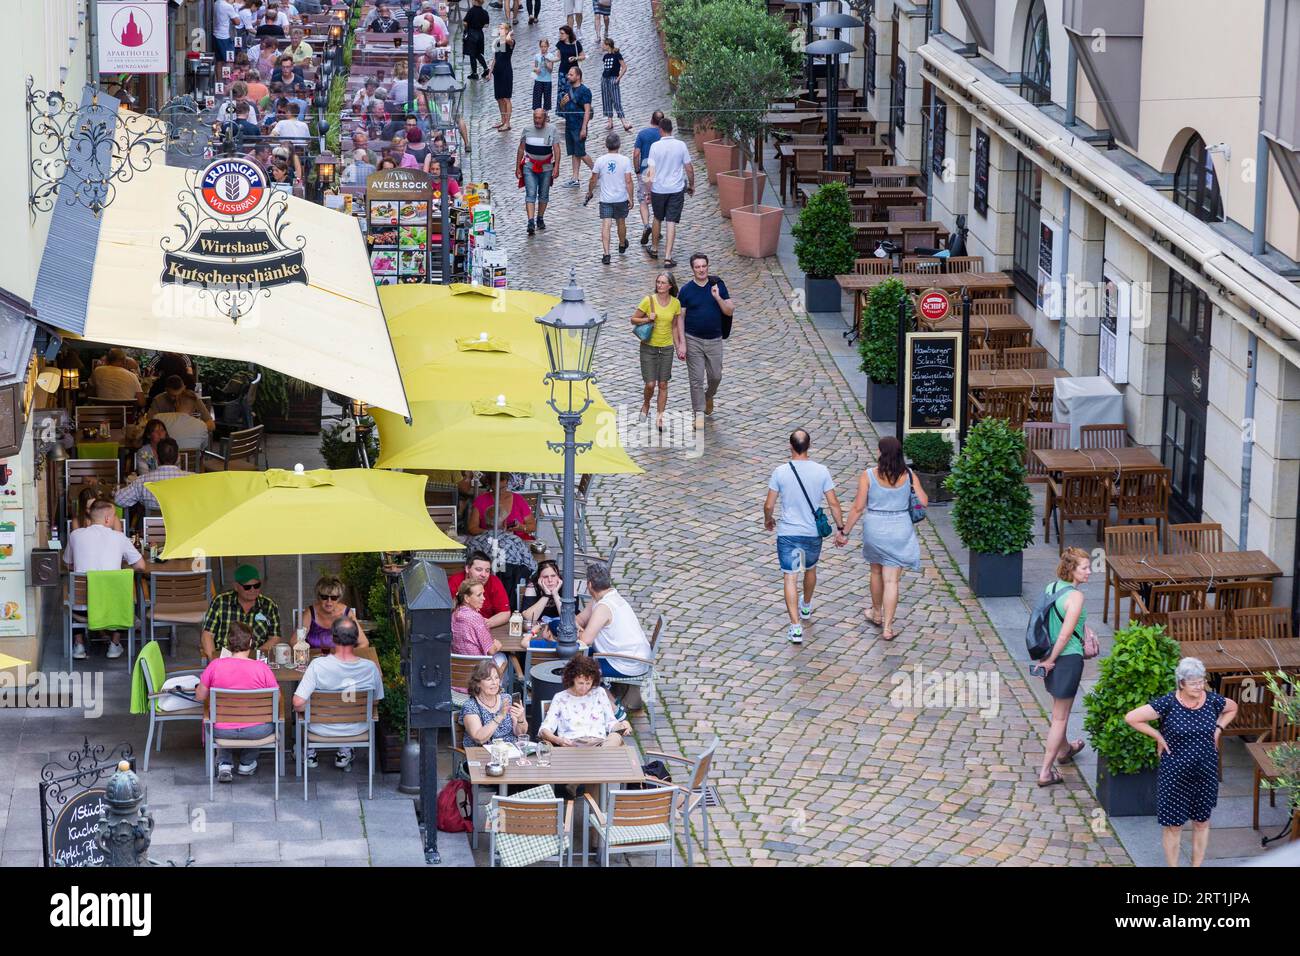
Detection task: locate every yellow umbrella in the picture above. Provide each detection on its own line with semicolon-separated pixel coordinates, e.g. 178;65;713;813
150;467;462;612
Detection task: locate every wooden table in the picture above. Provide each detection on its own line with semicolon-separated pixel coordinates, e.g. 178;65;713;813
763;110;877;134
797;183;922;208
1106;551;1283;589
268;646;381;719
1034;447;1165;475
1173;639;1300;675
838;271;1017;324
922;312;1029;335
968;368;1070;391
863;165;922;183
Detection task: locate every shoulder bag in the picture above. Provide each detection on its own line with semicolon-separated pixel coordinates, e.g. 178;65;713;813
789;462;833;538
906;469;927;524
711;277;733;339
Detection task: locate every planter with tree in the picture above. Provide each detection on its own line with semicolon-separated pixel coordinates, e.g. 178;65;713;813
1082;622;1180;816
902;432;954;503
792;181;856;313
944;418;1035;597
858;277;909;421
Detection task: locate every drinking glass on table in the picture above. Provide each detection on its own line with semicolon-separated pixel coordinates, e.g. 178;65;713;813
536;741;552;767
515;734;531;766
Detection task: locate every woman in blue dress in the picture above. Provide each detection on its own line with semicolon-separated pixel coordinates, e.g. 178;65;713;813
836;436;926;641
1125;658;1238;866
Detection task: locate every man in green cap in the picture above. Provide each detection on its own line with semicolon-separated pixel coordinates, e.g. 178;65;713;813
201;563;283;662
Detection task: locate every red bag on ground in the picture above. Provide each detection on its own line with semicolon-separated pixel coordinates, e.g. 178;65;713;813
436;779;475;833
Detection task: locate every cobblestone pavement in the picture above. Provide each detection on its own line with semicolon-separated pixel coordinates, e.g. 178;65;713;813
461;5;1129;866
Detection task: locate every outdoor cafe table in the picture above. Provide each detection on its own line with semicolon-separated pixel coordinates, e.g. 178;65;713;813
921;312;1029;335
798;183;922;206
1170;640;1300;675
267;646;382;720
1033;446;1165;476
1105;551;1283;591
762;110;878;135
838;271;1014;326
968;367;1071;392
863;165;923;183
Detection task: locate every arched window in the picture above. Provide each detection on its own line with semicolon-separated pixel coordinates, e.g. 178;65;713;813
1020;0;1051;106
1172;134;1224;222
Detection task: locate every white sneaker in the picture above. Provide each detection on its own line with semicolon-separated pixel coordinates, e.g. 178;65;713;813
305;749;318;769
217;764;234;783
334;749;354;770
236;761;258;776
72;644;87;660
106;642;124;659
788;624;803;644
799;601;813;620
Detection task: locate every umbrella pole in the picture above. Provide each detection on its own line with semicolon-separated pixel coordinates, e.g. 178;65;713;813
297;555;303;637
494;473;501;536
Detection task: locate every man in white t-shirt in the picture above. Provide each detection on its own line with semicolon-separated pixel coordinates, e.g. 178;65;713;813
90;348;144;403
213;0;240;61
577;560;651;690
763;428;844;644
64;500;148;660
292;618;383;770
585;132;635;265
643;116;694;269
271;101;311;139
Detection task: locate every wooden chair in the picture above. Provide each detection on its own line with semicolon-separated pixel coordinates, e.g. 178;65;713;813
852;147;888;182
969;349;1003;372
1132;583;1207;627
1219;675;1276;780
1080;423;1127;449
1027;388;1055;422
1167;522;1224;555
594;613;663;735
75;405;129;435
450;653;517;708
970;387;1029;429
1023;421;1069;484
642;735;720;867
984;328;1033;350
582;785;678;868
788;133;823;146
205;687;283;800
944;255;985;273
872;174;907;188
816;169;852;186
789;148;823;200
1250;695;1298;830
887;204;924;222
489;787;574;867
142;570;212;657
427;504;457;536
853;258;892;275
1112;470;1170;541
841;135;878;148
971;297;1016;315
297;689;377;799
1002;346;1049;369
849;203;875;221
1102;525;1159;624
202;425;266;472
1165;608;1228;642
1212;580;1274;613
1230;606;1292;640
900;256;943;274
900;227;939;254
1045;473;1110;552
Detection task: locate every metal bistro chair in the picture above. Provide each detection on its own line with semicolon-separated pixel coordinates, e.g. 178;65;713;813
1023;422;1069;484
141;570;212;658
139;642;204;772
1212;580;1274;613
202;424;267;472
643;735;720;867
581;785;678;868
1166;522;1224;555
594;613;663;735
1045;473;1110;552
535;473;596;545
205;686;284;800
1165;608;1229;643
489;786;574;868
297;689;377;800
1101;525;1159;625
63;572;139;671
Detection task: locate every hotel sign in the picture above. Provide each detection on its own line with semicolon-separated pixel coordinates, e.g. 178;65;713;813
98;1;170;75
161;158;308;321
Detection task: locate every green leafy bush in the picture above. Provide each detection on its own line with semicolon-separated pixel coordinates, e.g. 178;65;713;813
903;432;953;472
1260;672;1300;818
858;277;910;383
1082;623;1180;775
341;552;381;608
792;182;856;279
319;418;378;470
944;418;1035;555
378;647;407;737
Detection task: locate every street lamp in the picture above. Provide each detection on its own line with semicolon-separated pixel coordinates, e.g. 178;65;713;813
536;270;607;660
399;0;418;108
424;60;465;284
806;37;855;171
315;152;338;201
789;0;821;96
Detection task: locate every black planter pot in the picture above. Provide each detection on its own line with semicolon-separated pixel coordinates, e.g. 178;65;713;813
804;276;842;313
866;378;897;423
967;549;1022;597
913;469;953;503
1096;755;1159;817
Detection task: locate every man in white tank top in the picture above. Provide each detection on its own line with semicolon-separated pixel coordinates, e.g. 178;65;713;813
576;561;651;676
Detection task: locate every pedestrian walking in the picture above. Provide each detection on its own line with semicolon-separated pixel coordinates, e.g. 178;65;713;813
531;37;557;110
592;0;612;44
630;272;683;432
644;116;693;266
462;0;490;79
632;110;663;247
835;436;927;642
1126;658;1238;867
555;25;586;106
526;0;543;25
764;429;844;644
557;66;594;187
516;108;561;235
485;22;516;130
586;132;634;263
599;37;632;131
563;0;584;34
675;253;732;425
1027;547;1092;787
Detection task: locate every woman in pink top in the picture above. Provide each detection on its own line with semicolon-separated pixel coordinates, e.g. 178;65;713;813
451;580;509;691
468;472;536;539
194;622;278;782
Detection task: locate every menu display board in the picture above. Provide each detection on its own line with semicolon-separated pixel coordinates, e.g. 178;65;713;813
49;788;108;868
0;571;27;636
365;169;434;286
904;332;963;433
973;128;989;217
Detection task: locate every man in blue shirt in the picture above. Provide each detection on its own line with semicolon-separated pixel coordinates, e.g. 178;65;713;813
632;110;663;246
557;66;594;188
675;252;735;427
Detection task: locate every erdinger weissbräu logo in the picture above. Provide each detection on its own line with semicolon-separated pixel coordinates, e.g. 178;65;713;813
161;158;307;322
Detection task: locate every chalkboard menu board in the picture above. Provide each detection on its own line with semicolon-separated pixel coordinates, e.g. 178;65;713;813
904;332;963;433
973;129;990;217
50;788;107;868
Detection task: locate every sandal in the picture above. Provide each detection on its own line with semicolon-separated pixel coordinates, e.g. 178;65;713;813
1036;769;1064;787
864;609;882;627
1056;740;1086;765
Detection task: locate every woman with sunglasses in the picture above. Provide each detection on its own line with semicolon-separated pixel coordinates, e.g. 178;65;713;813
300;574;368;650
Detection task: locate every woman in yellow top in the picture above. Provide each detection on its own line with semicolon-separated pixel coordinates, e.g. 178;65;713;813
630;272;684;432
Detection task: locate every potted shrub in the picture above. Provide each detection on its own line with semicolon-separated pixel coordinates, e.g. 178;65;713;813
858;277;910;421
944;418;1035;597
792;181;856;313
1082;622;1180;816
903;432;954;503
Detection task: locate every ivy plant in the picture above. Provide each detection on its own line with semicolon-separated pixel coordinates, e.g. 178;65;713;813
1082;623;1181;775
944;418;1035;555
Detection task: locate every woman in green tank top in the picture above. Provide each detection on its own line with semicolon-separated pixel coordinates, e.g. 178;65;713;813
1036;547;1093;787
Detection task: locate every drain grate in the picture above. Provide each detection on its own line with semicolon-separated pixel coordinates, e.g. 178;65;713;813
700;785;721;808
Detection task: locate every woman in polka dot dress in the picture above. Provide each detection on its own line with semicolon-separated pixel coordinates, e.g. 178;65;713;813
1125;657;1238;866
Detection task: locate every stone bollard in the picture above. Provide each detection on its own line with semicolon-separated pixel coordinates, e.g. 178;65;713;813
95;760;155;866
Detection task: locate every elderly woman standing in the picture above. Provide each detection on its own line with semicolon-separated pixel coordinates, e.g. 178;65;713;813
1126;658;1237;866
1034;546;1092;787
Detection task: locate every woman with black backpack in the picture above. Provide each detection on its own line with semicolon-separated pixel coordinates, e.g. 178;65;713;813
1034;547;1093;787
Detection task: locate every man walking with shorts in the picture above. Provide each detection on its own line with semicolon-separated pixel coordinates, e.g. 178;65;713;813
764;429;844;644
676;253;734;426
586;132;635;264
517;108;561;235
557;66;594;187
564;0;584;34
643;116;693;268
632;110;663;247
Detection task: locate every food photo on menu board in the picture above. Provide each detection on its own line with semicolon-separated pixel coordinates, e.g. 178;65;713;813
399;249;427;276
368;227;399;248
370;201;398;225
399;201;428;224
400;225;428;248
370;250;398;274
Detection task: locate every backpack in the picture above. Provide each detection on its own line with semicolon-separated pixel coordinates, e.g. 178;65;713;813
1026;583;1074;660
436;779;474;833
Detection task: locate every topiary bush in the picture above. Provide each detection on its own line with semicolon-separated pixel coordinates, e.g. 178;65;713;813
945;418;1035;555
903;432;953;472
1082;623;1180;775
858;277;910;384
792;181;856;279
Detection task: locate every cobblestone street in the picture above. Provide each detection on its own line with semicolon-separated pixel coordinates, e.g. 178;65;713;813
459;4;1130;865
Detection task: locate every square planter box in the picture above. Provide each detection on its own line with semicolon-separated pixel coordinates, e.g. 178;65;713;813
804;276;841;313
913;469;953;503
866;378;896;423
967;549;1023;597
732;204;782;258
1096;755;1159;817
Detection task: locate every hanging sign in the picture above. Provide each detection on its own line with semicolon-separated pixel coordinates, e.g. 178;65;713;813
918;289;951;323
98;2;170;75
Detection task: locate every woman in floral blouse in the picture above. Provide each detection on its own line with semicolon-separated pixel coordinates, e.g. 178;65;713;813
539;656;631;747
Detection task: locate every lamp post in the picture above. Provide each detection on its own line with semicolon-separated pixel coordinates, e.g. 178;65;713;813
314;152;338;202
536;270;607;660
425;60;465;283
400;0;418;108
789;0;820;95
806;38;855;171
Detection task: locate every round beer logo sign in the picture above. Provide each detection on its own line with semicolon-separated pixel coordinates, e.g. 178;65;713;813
199;159;268;218
919;289;951;322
